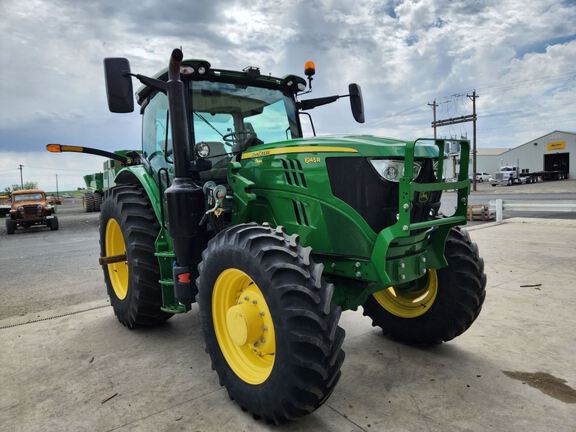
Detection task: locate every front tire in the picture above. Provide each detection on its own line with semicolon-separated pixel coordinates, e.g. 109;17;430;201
197;223;345;423
363;227;486;345
100;185;172;328
49;216;59;231
5;219;16;234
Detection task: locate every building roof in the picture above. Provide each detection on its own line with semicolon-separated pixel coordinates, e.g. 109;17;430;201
478;131;575;158
497;130;576;156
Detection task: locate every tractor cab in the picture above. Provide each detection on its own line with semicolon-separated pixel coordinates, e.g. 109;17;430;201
130;58;363;183
135;67;304;180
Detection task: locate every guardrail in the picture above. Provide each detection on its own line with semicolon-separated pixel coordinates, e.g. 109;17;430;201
490;199;576;222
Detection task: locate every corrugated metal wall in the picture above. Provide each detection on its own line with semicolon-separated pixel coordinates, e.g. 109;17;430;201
472;131;575;178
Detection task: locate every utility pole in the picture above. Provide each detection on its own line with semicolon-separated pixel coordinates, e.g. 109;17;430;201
467;90;479;192
427;100;438;139
429;92;478;191
55;174;59;198
18;164;24;189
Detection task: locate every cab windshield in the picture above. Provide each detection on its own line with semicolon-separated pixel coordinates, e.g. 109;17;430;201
13;193;44;202
191;82;300;160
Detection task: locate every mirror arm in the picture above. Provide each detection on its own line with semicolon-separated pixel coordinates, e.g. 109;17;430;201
297;95;340;111
125;72;168;93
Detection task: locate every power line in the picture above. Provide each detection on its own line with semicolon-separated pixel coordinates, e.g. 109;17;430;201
429;90;479;191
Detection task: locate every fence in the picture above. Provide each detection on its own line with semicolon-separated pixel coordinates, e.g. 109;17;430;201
490;199;576;222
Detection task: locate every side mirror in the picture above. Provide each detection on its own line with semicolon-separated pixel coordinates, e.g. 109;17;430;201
349;83;365;123
104;58;134;113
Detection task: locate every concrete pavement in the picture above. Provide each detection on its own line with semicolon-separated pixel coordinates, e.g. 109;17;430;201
1;218;575;431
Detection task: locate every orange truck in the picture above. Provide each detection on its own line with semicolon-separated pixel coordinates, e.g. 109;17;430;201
5;189;59;234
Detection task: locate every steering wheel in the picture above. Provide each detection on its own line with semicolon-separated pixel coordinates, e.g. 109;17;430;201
222;131;257;146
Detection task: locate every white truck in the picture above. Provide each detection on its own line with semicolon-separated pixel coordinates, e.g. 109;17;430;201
491;165;568;186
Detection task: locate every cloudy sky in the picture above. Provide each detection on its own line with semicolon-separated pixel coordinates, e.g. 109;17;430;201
1;0;575;191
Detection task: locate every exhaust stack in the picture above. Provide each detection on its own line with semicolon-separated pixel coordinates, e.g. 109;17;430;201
164;48;205;307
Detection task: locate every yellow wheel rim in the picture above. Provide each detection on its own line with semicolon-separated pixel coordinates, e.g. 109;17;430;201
212;268;275;385
373;269;438;318
105;218;129;300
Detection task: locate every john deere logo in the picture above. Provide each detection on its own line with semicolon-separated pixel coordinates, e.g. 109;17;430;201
419;192;429;203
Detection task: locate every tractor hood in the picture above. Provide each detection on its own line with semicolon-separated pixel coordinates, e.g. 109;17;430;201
241;135;440;160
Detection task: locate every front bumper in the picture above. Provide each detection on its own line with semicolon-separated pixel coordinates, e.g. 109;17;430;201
13;215;53;225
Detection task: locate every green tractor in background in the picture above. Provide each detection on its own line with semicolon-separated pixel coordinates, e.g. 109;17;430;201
82;150;136;212
82;172;103;212
48;48;486;423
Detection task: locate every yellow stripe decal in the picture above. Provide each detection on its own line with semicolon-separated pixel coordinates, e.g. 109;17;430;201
241;146;358;160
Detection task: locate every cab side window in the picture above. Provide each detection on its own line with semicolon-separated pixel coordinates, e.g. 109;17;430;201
142;92;172;165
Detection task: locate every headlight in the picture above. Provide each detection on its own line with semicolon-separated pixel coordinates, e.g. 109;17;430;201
37;204;43;209
195;142;210;158
370;160;422;182
17;206;24;211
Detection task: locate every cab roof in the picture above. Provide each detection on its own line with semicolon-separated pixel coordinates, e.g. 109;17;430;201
135;58;305;106
12;189;45;195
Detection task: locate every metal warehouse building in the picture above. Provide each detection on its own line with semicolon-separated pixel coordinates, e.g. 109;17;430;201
474;130;575;179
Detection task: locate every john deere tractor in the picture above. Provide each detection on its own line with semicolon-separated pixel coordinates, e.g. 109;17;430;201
82;172;103;212
47;49;485;423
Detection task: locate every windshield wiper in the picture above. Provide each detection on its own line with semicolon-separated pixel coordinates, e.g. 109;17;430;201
194;112;225;138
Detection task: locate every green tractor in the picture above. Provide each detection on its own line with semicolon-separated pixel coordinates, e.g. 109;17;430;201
47;49;485;423
82;172;103;212
82;151;136;212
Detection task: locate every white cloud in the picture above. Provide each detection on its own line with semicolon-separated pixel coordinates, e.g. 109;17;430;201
0;0;574;185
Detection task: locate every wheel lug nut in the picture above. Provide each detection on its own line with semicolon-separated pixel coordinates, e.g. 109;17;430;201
244;296;249;301
252;300;257;305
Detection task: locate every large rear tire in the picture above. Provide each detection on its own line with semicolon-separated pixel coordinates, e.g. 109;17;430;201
83;192;95;212
197;223;345;423
363;227;486;345
93;192;102;212
99;185;172;328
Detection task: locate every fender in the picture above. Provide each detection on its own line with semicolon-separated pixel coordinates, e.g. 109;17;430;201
114;165;163;223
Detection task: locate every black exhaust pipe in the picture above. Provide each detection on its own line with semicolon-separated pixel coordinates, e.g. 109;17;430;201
164;48;205;307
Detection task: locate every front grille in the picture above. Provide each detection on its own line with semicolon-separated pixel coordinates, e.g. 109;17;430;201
326;157;441;232
22;205;41;218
